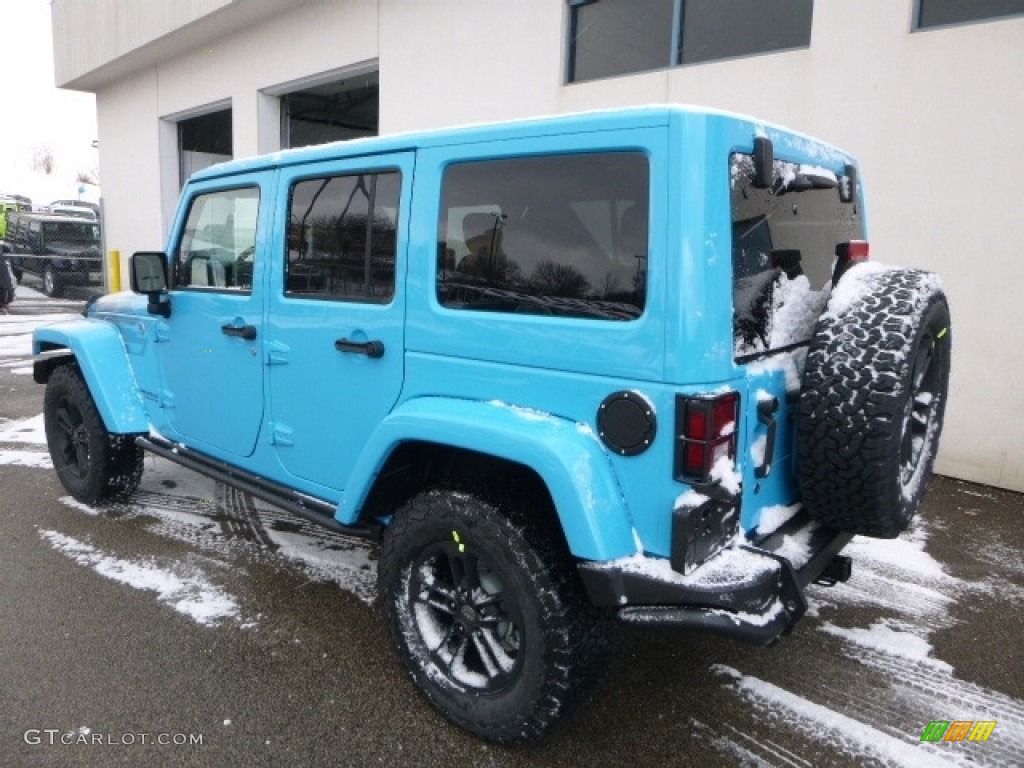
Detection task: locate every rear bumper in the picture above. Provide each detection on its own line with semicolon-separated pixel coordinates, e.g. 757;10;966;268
578;504;852;646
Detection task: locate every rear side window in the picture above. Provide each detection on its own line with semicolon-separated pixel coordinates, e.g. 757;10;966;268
731;153;864;360
438;152;648;321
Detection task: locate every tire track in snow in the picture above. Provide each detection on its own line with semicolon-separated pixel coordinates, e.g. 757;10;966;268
711;664;960;768
709;516;1023;766
55;460;379;608
693;717;814;767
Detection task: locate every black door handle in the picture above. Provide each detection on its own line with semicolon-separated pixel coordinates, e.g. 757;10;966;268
222;324;257;340
335;338;385;358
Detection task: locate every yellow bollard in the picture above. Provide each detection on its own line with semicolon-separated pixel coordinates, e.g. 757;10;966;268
108;250;122;293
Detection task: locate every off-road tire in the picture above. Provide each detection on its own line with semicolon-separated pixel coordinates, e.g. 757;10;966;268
44;364;144;504
378;488;608;745
797;267;951;538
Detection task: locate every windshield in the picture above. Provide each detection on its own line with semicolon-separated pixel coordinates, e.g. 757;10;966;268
731;153;864;360
42;221;100;244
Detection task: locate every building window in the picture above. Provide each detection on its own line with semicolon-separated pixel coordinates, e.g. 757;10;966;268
281;72;379;149
285;171;400;302
568;0;676;82
178;109;232;187
915;0;1024;29
438;152;649;321
567;0;813;83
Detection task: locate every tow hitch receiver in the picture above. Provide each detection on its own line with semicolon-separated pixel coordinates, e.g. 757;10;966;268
814;555;853;587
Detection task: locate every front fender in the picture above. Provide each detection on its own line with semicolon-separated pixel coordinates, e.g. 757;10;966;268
340;397;637;562
33;318;148;434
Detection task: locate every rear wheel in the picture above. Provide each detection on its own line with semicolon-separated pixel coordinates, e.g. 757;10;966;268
798;267;951;537
378;488;608;745
44;364;144;504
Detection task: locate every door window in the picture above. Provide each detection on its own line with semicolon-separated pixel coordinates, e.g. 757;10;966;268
285;171;401;302
175;187;260;291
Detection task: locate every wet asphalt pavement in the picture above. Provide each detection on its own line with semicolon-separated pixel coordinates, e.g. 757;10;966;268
1;292;1022;768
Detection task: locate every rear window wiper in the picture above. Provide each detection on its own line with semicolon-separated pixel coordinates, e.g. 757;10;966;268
773;173;838;195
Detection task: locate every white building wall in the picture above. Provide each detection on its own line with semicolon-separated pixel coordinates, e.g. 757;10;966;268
53;0;1024;491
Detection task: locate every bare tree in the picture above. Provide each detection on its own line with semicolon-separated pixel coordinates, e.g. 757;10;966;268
32;146;56;175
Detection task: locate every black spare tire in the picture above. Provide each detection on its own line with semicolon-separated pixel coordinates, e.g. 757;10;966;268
797;266;951;538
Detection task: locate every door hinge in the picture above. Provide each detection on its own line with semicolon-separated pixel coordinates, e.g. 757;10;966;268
266;341;290;365
269;422;294;446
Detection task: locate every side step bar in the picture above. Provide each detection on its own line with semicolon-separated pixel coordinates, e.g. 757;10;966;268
136;435;381;542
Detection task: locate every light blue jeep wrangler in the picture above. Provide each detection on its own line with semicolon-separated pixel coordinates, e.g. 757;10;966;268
33;106;951;744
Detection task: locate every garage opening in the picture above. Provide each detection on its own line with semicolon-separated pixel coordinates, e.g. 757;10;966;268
281;71;379;149
179;108;233;186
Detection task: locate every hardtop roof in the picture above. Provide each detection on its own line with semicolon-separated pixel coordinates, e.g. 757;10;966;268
186;103;855;185
189;105;713;182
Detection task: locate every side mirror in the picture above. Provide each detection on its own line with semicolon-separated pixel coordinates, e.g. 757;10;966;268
130;251;172;318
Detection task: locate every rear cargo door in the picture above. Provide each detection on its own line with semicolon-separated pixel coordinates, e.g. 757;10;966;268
729;150;864;532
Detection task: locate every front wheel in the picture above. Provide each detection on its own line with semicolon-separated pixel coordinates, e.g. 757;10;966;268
44;364;144;504
42;264;63;297
378;488;608;745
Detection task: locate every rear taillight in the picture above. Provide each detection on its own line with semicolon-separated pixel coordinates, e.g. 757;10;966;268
832;240;870;284
836;239;870;263
675;392;739;483
847;240;870;262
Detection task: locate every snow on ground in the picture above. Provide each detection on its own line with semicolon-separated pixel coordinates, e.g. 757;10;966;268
5;305;1023;764
818;620;953;672
0;413;47;444
0;301;80;360
706;517;1024;766
38;529;240;626
0;450;52;468
1;310;377;616
711;664;959;768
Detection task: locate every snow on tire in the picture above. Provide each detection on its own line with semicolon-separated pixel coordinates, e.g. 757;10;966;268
797;266;951;538
378;487;608;745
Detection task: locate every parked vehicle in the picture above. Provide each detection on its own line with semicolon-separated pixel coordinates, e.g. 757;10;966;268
48;203;98;221
31;106;951;744
6;211;102;296
0;196;32;240
50;199;100;216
